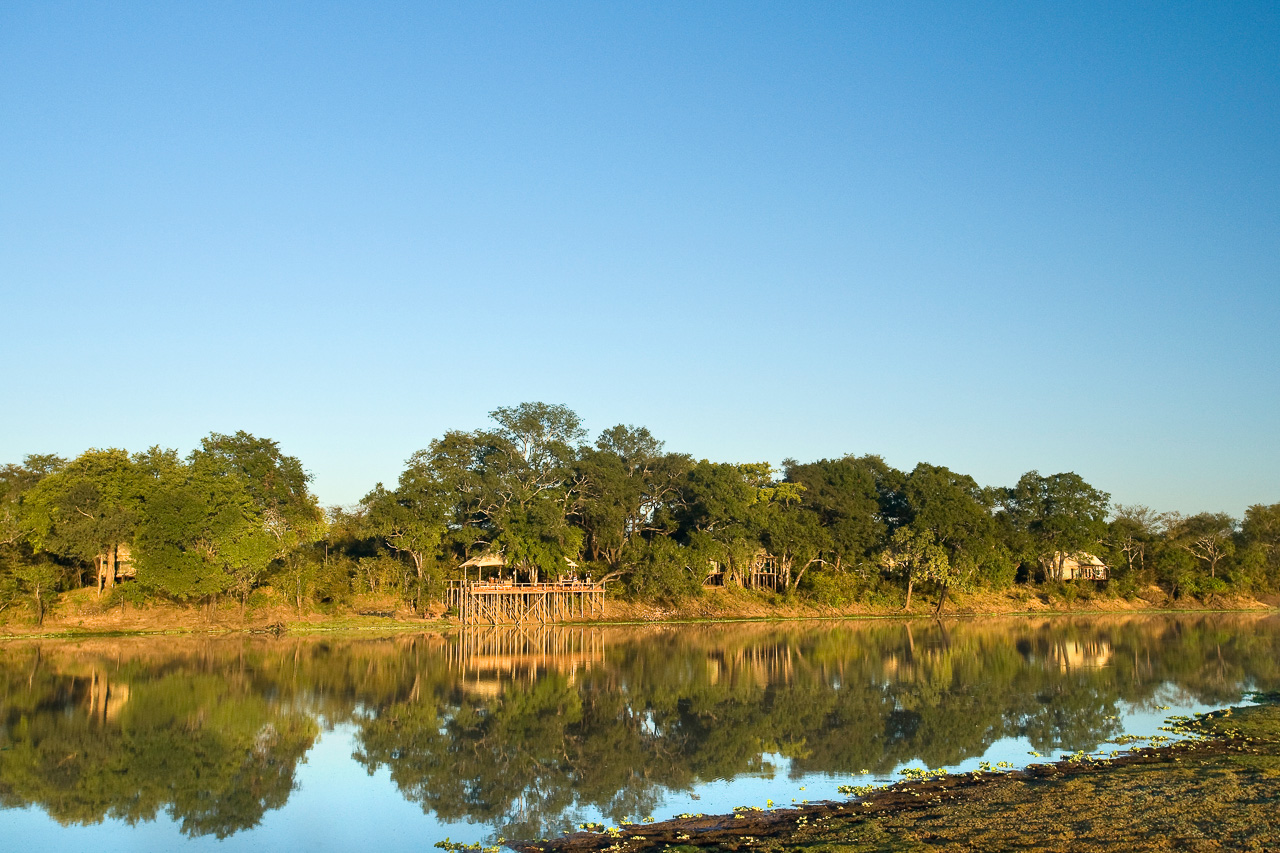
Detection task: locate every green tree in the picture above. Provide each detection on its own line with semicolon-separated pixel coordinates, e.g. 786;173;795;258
361;458;448;612
14;561;62;625
879;526;950;609
194;431;318;527
783;455;888;570
1;454;65;547
133;453;275;610
574;425;690;572
1003;471;1110;581
480;403;587;582
22;448;143;593
1239;503;1280;591
196;432;324;602
669;460;773;585
758;483;830;591
1105;504;1166;587
904;463;1001;586
1166;512;1237;582
0;455;67;617
618;534;702;602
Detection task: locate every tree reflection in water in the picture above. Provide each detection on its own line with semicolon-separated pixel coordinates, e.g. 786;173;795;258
1;614;1278;841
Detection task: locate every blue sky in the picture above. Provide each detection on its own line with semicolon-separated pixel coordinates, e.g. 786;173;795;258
2;2;1277;514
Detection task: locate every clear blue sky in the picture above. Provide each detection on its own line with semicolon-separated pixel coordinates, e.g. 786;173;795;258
2;2;1277;515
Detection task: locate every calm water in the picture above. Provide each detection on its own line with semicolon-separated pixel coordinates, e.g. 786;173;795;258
2;614;1278;851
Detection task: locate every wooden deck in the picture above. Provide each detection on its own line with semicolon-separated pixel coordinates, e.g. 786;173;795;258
446;580;605;625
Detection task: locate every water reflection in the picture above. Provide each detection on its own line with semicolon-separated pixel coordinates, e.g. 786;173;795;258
1;614;1278;845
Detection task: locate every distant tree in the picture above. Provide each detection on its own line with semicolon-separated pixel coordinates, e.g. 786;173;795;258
191;433;324;610
574;425;689;571
618;535;703;602
405;404;588;584
194;432;318;526
22;449;143;593
879;526;950;609
362;451;450;611
1166;512;1237;580
0;457;68;619
1;454;65;547
904;463;999;579
1106;505;1167;587
669;461;774;585
758;483;829;591
1239;503;1280;591
1002;471;1110;581
133;453;275;611
783;455;886;570
14;562;62;625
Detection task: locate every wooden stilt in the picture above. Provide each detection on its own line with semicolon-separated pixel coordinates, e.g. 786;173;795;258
448;580;606;626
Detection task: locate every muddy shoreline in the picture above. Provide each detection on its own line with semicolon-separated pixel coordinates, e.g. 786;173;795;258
512;700;1280;852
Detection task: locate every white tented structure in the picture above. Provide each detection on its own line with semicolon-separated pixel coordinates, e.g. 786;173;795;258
1052;552;1109;581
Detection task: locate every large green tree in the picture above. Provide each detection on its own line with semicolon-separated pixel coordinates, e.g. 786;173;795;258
1239;503;1280;591
783;455;887;570
408;403;589;583
1166;512;1237;581
574;425;689;572
1002;471;1110;581
669;461;774;585
22;448;143;593
133;451;275;609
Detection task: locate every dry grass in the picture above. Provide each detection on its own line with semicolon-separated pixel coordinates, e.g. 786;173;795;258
1;584;1272;638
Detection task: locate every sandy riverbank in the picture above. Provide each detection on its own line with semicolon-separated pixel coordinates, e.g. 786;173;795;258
1;584;1274;639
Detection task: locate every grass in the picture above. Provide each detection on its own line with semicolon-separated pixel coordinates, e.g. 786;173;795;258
514;697;1280;853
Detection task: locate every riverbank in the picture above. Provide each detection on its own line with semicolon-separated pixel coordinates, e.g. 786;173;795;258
1;584;1274;638
515;695;1280;853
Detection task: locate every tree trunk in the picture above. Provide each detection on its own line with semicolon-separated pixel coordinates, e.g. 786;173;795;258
933;584;949;617
790;558;817;592
410;552;425;614
95;554;105;597
904;575;914;609
105;545;117;591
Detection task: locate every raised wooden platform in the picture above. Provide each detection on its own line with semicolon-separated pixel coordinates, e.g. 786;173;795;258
446;580;605;625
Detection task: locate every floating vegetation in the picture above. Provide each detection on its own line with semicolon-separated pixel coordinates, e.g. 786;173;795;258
435;840;501;853
837;783;879;796
898;766;948;781
977;761;1014;772
1109;734;1146;745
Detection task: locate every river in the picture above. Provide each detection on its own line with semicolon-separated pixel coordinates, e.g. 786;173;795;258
1;613;1277;851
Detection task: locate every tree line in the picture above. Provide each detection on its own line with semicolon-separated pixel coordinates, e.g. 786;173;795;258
1;402;1277;622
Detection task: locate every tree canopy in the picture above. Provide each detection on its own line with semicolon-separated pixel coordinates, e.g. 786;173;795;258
1;404;1273;621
